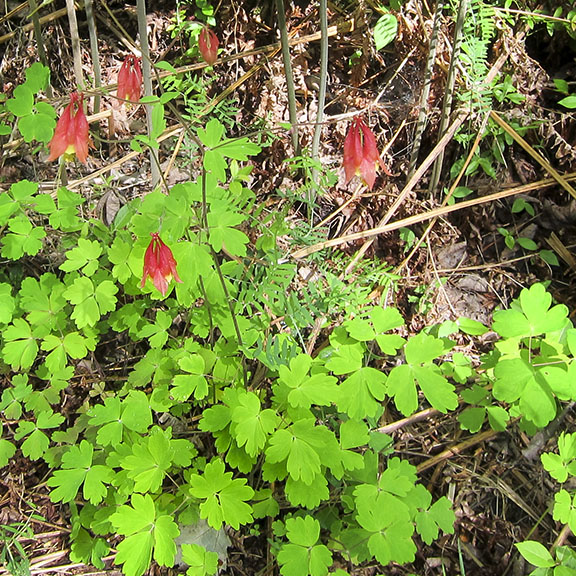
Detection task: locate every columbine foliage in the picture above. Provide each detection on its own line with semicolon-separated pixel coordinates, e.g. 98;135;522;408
2;62;576;576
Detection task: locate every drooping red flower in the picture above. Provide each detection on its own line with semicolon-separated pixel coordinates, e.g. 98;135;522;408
198;27;219;66
343;117;382;190
117;54;142;103
47;92;90;164
141;233;182;296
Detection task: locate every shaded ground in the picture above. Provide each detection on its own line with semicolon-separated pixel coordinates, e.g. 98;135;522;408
1;0;576;574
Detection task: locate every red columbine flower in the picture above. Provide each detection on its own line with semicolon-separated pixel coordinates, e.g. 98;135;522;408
117;54;142;103
198;27;219;66
343;116;382;190
141;233;182;296
47;92;90;163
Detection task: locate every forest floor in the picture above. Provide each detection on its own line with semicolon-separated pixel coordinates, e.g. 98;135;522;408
1;0;576;575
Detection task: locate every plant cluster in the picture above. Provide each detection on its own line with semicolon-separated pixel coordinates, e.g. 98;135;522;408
1;4;576;574
516;430;576;575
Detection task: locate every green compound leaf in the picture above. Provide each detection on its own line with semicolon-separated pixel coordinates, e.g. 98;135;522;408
111;493;179;576
171;353;208;401
18;110;56;143
340;419;370;450
19;273;67;329
24;62;50;93
285;474;329;509
207;208;249;256
515;541;555;568
553;490;576;534
344;306;404;348
279;354;339;409
0;283;15;324
387;333;457;416
200;403;232;434
41;331;91;374
356;492;416;566
47;440;113;505
63;277;118;329
6;84;34;117
188;458;254;530
215;137;261;161
493;283;569;338
493;354;557;428
115;530;153;576
325;341;364;375
458;406;486;433
69;527;109;570
457;317;488;336
14;410;64;460
337;367;387;419
277;516;332;576
88;390;153;446
2;318;39;370
415;496;455;545
230;390;279;457
405;332;446;364
0;375;32;420
49;187;85;231
0;194;21;226
1;215;45;259
198;118;226;148
108;235;133;283
181;544;219;576
60;238;103;276
10;179;38;202
267;422;322;485
120;426;193;493
139;310;173;349
541;432;576;483
0;422;17;468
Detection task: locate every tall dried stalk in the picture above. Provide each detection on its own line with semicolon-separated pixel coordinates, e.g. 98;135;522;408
65;0;84;89
310;0;329;203
85;0;102;114
27;0;51;97
275;0;301;157
428;0;468;194
136;0;161;189
408;0;443;179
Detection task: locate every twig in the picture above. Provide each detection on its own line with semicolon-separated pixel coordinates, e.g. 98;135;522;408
553;523;572;549
396;110;491;273
0;7;68;45
416;428;500;473
490;110;576;201
377;407;441;435
289;169;576;259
